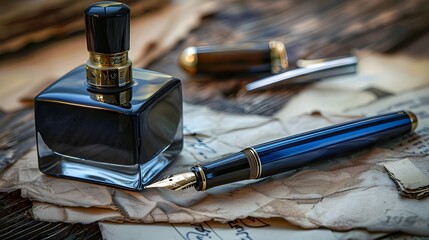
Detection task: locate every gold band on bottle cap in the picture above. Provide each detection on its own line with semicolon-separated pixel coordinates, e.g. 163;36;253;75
242;147;262;179
88;88;132;107
86;51;132;88
269;40;288;74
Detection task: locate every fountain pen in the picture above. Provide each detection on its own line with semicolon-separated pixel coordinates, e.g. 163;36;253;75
145;111;418;191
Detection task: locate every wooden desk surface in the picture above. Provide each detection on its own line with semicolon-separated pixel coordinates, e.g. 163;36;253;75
1;0;429;239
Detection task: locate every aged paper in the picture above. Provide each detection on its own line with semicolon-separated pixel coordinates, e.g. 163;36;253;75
276;51;429;118
2;55;429;234
384;158;429;199
33;204;386;239
350;86;429;201
99;217;386;240
2;97;429;235
348;86;429;154
32;202;125;224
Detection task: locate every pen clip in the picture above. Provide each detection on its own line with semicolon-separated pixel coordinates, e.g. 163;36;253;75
245;55;358;92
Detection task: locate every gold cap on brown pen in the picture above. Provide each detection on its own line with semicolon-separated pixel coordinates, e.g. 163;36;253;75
179;40;288;75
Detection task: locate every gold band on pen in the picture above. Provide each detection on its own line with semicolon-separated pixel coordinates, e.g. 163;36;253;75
242;147;262;179
86;51;132;88
405;111;418;131
269;40;288;74
195;164;207;191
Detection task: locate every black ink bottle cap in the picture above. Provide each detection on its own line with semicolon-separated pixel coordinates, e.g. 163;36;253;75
84;2;133;88
85;2;130;53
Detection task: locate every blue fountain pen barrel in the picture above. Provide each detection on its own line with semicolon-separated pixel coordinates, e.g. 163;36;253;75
255;111;414;178
191;111;415;191
191;152;250;191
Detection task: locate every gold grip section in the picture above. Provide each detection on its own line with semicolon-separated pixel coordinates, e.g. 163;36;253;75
86;51;132;88
242;147;262;179
269;40;288;74
406;111;418;131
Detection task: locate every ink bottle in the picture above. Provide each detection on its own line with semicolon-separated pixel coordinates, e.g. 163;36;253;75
34;2;183;190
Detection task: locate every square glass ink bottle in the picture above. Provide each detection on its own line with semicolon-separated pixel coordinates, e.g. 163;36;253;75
34;2;183;190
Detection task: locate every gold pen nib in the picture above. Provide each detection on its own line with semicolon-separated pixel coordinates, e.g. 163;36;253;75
145;172;197;191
